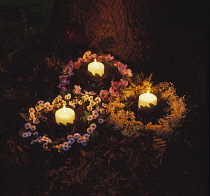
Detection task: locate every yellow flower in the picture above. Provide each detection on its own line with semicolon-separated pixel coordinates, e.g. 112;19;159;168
57;95;62;100
89;101;95;106
44;102;50;108
69;101;76;108
65;93;71;100
37;100;44;104
35;105;42;111
33;118;40;124
29;107;35;113
78;100;83;105
95;97;101;103
48;105;54;111
88;96;93;101
87;105;93;111
39;103;45;109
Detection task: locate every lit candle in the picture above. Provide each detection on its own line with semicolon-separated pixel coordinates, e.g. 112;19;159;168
55;105;75;125
88;59;104;76
138;90;157;108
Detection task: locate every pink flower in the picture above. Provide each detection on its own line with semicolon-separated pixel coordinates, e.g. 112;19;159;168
111;81;121;91
73;85;81;94
117;62;127;72
99;90;109;100
104;54;114;61
109;87;119;97
120;68;133;77
120;79;128;88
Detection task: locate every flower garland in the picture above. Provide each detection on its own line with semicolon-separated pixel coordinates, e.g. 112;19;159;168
20;86;108;151
58;51;133;92
106;80;187;137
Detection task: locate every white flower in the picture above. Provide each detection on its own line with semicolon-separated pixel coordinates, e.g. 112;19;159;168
73;133;81;139
22;132;28;138
24;123;31;129
62;145;69;151
83;134;90;139
90;123;97;129
26;131;32;137
98;118;104;124
92;110;99;116
87;115;93;121
67;134;73;140
87;127;94;134
68;139;75;145
33;131;39;135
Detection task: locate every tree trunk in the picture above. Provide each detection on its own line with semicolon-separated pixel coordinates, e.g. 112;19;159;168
47;0;151;63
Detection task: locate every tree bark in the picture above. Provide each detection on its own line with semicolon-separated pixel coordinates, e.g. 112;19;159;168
48;0;151;63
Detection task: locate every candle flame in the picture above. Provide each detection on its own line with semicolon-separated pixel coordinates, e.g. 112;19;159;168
94;59;97;64
64;105;66;112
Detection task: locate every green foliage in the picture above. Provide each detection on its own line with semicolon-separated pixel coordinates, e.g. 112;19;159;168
82;111;90;122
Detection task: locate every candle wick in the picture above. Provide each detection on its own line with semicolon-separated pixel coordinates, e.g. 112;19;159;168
146;90;150;97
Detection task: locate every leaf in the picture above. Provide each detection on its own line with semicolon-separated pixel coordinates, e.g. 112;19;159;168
147;72;153;82
19;113;30;122
131;82;137;87
82;111;90;121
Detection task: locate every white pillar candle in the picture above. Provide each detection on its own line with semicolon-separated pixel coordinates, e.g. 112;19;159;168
88;59;104;76
55;105;75;125
138;91;157;108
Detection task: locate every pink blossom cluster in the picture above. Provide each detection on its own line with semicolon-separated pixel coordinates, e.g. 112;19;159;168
109;79;129;97
114;61;133;77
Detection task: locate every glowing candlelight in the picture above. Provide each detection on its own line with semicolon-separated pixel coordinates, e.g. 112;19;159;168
138;90;157;108
55;105;75;125
88;59;104;76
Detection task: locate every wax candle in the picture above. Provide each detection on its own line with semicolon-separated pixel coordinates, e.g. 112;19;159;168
88;59;104;76
55;105;75;125
138;91;157;108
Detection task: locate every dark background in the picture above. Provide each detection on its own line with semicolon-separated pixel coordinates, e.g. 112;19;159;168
148;1;209;195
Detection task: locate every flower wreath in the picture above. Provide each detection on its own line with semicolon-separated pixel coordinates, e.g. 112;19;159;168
20;86;108;151
106;80;187;138
58;51;133;93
